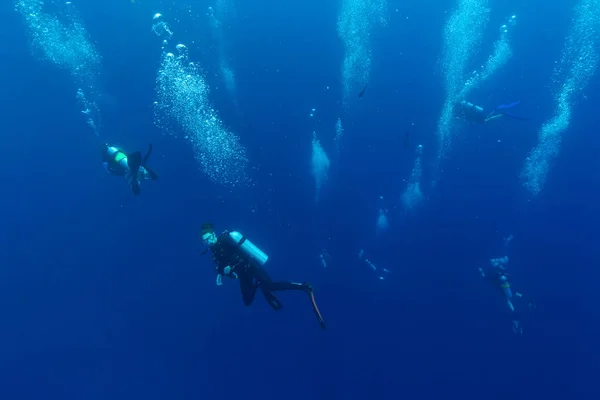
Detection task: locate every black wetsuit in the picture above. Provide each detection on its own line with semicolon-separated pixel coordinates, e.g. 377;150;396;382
209;231;326;329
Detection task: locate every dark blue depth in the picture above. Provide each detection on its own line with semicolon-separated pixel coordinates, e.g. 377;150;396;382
0;0;597;399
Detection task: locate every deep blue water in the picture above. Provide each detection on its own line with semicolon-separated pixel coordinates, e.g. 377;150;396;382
1;0;598;399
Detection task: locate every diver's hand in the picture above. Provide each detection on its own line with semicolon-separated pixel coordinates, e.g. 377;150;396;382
216;274;223;286
224;266;232;275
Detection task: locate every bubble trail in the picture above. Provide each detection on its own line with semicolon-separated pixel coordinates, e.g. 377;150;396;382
521;0;600;196
153;14;249;187
337;0;388;110
16;0;103;134
311;131;330;203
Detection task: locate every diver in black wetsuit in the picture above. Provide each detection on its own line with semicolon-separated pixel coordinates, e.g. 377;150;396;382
201;223;326;330
101;143;158;195
479;265;517;312
479;262;535;334
457;100;526;123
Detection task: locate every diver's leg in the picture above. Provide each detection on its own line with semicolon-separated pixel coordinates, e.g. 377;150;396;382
258;281;308;309
260;287;283;310
239;273;257;306
250;265;272;283
264;281;309;292
261;280;327;330
249;265;310;293
143;144;153;165
126;151;143;195
247;265;283;310
507;299;515;312
484;113;505;122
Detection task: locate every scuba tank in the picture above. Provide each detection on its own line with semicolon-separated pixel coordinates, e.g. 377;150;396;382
459;100;487;122
460;100;484;114
499;275;513;298
228;231;269;266
105;145;144;195
106;146;130;171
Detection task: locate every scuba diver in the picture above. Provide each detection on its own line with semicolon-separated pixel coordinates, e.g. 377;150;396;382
479;262;534;334
200;223;326;330
479;264;519;312
101;143;158;195
458;100;526;123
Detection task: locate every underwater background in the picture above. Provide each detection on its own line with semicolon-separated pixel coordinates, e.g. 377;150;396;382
1;0;598;398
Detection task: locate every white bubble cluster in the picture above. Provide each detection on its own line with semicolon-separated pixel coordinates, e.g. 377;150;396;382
16;0;102;134
436;1;516;160
76;88;100;134
16;0;101;77
437;0;489;158
402;145;424;211
376;196;389;235
152;13;173;40
334;117;344;156
311;131;330;203
208;1;237;102
337;0;388;109
220;62;237;100
153;15;248;187
521;0;600;195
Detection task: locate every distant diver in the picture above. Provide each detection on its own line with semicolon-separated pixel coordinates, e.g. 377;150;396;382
479;264;518;312
358;83;368;99
200;223;326;330
458;100;527;123
102;143;158;195
479;263;534;334
318;249;331;268
403;131;410;149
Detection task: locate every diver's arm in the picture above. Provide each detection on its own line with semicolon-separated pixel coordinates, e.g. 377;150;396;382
215;261;238;279
223;265;238;279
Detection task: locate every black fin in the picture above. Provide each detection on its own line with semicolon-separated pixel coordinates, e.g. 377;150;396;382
262;290;283;311
127;152;142;172
143;144;153;166
306;287;326;330
144;166;159;180
127;152;142;195
131;179;141;195
268;295;283;311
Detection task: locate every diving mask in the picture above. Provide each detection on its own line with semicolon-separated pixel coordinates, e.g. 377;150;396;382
202;232;217;245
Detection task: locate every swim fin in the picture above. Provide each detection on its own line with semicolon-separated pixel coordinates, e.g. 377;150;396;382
127;151;142;195
142;144;153;166
304;284;326;330
494;101;528;121
495;101;520;110
127;151;142;172
262;289;283;310
144;166;159;180
504;112;529;121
